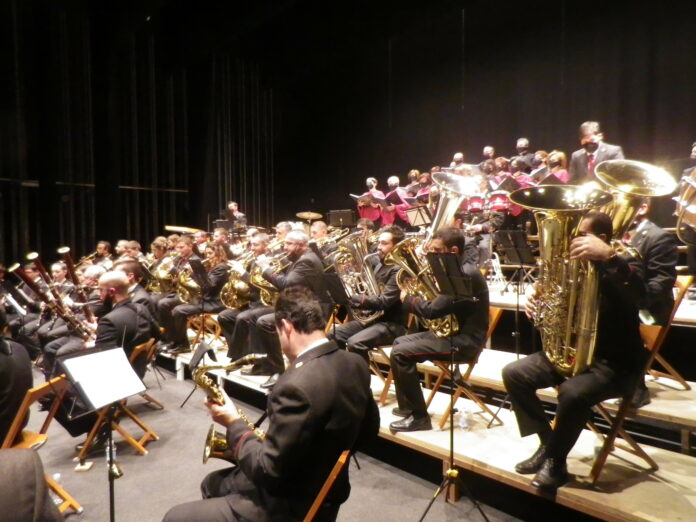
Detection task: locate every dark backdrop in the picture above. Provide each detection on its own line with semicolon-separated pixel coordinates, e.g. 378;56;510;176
2;0;696;263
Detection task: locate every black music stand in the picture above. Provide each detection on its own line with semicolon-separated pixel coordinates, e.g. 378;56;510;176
417;254;488;522
405;206;432;228
59;348;146;522
180;341;218;408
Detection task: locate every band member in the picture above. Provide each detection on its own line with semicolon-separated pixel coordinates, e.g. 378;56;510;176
274;221;292;243
166;234;181;252
114;239;130;260
328;226;407;363
309;220;329;242
502;211;646;491
356;177;384;227
568;121;625;184
219;233;271;360
9;263;46;359
356;218;376;236
79;241;113;270
244;231;331;386
113;259;155;315
389;227;489;432
226;201;247;227
193;231;210;256
212;227;235;259
163;286;379;522
167;244;229;354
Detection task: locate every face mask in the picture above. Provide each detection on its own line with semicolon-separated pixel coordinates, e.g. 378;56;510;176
388;183;398;190
583;142;599;153
517;147;527;154
549;161;561;168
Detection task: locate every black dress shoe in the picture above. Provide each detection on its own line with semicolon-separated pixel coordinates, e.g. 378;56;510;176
389;415;432;433
515;444;547;474
167;344;191;355
75;431;109;454
630;386;651;409
531;458;569;491
391;407;413;418
260;373;279;389
241;364;273;376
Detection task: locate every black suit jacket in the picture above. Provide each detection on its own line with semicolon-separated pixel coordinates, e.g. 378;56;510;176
190;259;229;306
630;220;678;325
94;298;160;376
223;341;379;521
0;339;33;445
129;283;154;315
568;142;624;184
264;250;331;308
351;257;406;325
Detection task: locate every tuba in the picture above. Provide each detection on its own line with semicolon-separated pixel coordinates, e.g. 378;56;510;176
510;185;613;377
333;231;384;326
193;354;268;463
673;166;696;246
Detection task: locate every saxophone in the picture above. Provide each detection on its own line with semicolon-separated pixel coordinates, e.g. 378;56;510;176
193;353;268;463
333;231;384;326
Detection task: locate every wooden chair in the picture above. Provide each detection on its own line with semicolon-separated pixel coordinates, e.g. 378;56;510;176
424;306;505;430
373;314;417;406
187;313;223;346
303;450;350;522
75;340;160;462
588;276;693;484
130;338;164;409
1;376;83;515
644;275;694;390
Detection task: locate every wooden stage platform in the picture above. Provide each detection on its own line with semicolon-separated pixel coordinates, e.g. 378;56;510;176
161;347;696;521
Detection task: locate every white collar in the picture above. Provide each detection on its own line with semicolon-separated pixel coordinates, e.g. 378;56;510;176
295;337;328;360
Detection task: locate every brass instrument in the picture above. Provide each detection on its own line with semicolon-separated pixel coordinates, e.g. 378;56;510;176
177;258;209;303
313;227;350;249
333;231;384;326
220;251;254;309
249;253;291;307
192;354;268;463
57;246;95;322
510;185;612;376
674;166;696;245
147;252;180;294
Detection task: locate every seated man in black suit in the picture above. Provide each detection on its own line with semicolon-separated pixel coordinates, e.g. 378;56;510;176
0;307;33;445
163;286;379;522
114;258;156;315
389;227;489;432
502;211;646;491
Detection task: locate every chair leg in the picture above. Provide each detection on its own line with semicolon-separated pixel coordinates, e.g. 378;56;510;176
649;354;691;390
425;371;447;409
379;370;393;406
46;473;83;514
74;409;110;462
139;392;165;410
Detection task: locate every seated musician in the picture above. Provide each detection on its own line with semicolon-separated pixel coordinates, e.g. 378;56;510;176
163;286;379;522
389;227;489;433
35;261;77;350
242;230;332;388
502;211;646;491
10;263;46;360
219;233;271;360
328;225;407;364
166;244;230;354
113;258;156;315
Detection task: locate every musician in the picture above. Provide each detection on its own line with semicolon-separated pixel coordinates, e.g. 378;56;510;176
380;176;411;229
328;225;407;363
157;236;199;350
309;220;329;242
193;231;210;256
114;239;130;259
356;218;376;236
356;177;384;227
9;263;46;360
79;241;113;269
163;286;379;522
113;259;155;315
568;121;625;184
226;201;247;227
389;227;489;432
167;244;229;354
219;233;271;360
166;234;181;252
0;307;33;445
243;231;331;386
502;211;646;491
511;137;535;167
212;228;235;259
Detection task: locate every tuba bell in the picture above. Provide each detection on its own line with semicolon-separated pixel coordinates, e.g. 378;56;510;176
333;231;384;326
673;166;696;246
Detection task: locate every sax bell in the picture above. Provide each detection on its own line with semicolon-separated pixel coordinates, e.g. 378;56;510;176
203;423;232;464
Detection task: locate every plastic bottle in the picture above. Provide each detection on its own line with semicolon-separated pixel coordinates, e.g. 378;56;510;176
49;473;62;506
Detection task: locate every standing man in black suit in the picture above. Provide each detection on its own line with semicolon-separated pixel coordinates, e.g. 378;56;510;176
243;231;332;386
502;211;646;491
568;121;625;184
389;227;489;432
163;286;379;522
328;225;407;364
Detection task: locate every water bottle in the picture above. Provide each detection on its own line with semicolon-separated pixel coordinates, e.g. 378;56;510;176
105;440;117;464
458;408;474;431
50;473;62;506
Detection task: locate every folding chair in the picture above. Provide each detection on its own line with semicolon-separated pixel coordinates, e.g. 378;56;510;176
2;376;83;515
588;276;692;484
130;339;164;409
187;313;223;346
303;450;351;522
75;340;160;462
645;275;693;390
424;306;505;430
372;314;418;406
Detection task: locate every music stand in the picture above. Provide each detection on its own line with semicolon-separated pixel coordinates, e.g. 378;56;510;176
327;209;355;228
59;348;146;522
405;206;432;228
417;254;488;522
180;342;217;408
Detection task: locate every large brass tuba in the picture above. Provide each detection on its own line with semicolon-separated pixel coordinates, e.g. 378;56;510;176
193;354;268;463
510;185;613;377
332;231;384;326
673;166;696;245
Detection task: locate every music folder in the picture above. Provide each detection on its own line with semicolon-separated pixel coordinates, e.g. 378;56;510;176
58;347;146;417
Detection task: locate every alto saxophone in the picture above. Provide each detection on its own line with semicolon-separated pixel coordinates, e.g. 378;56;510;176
193;353;268;463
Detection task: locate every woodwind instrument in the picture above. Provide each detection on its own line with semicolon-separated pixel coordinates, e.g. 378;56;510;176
57;246;95;322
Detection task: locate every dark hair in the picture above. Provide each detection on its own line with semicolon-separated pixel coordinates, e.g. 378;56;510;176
274;286;325;334
433;226;465;252
113;259;142;279
356;218;375;231
583;211;613;241
379;225;405;245
97;240;111;252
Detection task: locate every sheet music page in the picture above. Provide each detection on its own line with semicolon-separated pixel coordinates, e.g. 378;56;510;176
62;348;146;409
